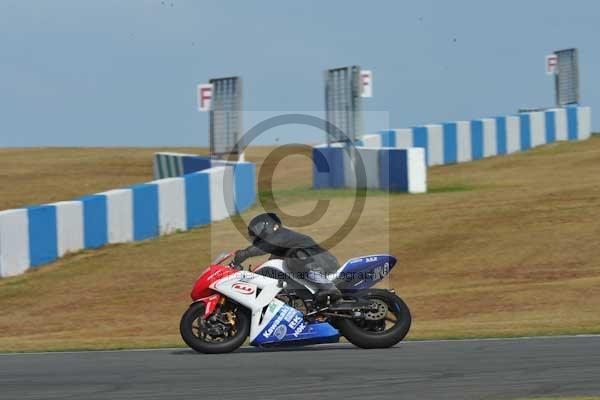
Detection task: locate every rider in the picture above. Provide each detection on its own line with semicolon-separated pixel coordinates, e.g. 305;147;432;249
233;212;342;305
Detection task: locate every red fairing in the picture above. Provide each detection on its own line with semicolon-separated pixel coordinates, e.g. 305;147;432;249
197;294;222;318
190;264;236;301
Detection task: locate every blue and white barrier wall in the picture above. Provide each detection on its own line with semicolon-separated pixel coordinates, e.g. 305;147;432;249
313;145;427;193
357;106;592;166
0;163;256;278
153;152;240;179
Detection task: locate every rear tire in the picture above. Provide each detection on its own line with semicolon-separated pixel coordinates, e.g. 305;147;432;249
180;302;250;354
337;289;411;349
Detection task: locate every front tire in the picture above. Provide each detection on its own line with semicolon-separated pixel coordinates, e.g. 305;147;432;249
180;301;250;354
337;289;411;349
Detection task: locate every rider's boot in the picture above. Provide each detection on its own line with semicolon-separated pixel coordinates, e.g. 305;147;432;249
314;284;342;306
305;271;342;306
287;257;343;307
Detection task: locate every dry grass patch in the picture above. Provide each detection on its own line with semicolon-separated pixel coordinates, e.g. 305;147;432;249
0;145;309;210
1;138;600;351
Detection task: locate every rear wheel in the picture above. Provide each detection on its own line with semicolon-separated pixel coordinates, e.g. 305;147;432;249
180;301;250;354
337;289;411;349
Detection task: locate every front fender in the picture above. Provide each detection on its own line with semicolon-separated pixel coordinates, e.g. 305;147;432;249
192;293;222;318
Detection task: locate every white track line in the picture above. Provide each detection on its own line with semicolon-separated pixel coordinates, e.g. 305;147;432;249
2;334;599;356
403;333;600;344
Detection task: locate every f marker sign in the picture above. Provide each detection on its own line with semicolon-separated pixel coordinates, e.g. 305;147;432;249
361;70;373;98
197;83;213;112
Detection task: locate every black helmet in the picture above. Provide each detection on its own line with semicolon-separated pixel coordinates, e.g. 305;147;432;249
248;213;282;239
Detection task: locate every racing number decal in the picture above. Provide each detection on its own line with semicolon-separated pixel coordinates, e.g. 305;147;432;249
372;262;390;280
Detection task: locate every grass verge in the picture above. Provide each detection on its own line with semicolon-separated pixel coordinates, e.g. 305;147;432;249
1;138;600;352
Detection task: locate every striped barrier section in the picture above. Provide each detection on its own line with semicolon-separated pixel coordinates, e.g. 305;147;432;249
360;106;592;166
153;152;237;179
313;145;426;193
0;163;256;278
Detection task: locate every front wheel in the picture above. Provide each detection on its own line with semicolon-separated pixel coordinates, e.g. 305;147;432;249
180;301;250;354
337;289;411;349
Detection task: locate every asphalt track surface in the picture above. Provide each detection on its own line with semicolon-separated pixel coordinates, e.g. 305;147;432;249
2;336;600;400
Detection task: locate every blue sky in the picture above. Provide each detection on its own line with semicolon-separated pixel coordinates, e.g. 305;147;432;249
0;0;598;146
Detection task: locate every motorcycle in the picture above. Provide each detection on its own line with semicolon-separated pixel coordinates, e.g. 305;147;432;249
180;251;411;353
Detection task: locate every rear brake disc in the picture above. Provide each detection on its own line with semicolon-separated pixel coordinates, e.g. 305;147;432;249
365;299;388;321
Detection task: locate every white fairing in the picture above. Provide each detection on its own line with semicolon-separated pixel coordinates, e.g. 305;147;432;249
210;269;285;342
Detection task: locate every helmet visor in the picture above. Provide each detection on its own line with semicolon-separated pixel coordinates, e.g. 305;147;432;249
248;221;266;239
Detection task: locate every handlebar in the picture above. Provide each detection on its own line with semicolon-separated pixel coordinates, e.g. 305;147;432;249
228;261;244;271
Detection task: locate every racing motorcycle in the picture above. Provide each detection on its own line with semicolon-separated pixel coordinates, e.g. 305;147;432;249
180;251;411;353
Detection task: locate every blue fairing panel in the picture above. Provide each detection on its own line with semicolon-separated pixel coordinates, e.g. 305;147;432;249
251;304;340;346
334;254;397;290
